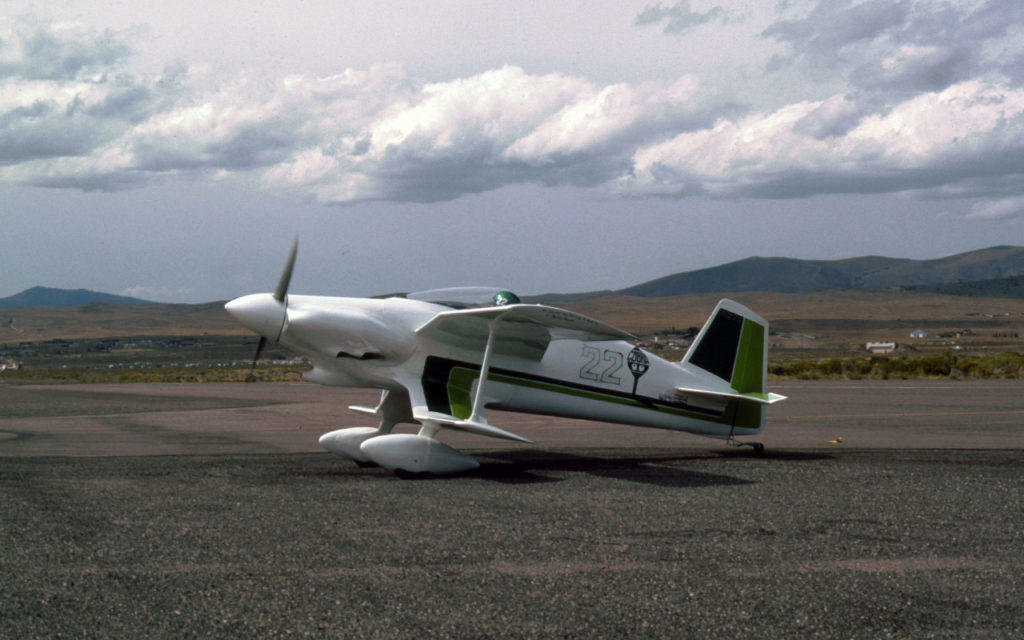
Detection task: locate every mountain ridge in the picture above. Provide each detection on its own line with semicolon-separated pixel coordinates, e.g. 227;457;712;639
0;286;152;309
533;245;1024;302
4;246;1024;309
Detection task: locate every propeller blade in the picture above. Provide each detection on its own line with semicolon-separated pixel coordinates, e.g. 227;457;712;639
252;335;267;368
247;335;268;382
244;239;295;382
273;238;298;303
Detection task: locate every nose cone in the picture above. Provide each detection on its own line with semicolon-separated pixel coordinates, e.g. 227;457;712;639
224;293;286;339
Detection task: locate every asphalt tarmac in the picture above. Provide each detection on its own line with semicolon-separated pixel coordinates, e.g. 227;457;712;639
1;380;1022;638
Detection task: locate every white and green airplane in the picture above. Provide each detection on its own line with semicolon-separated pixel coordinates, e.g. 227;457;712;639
225;242;785;475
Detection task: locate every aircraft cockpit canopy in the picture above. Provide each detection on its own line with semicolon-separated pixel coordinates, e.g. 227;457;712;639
403;287;521;309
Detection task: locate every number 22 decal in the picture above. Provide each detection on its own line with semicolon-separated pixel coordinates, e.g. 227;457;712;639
579;346;623;384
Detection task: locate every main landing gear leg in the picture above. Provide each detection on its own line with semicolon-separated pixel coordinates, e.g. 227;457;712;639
353;390;412;467
324;389;416;466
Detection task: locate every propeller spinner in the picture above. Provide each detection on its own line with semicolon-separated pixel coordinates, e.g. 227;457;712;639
224;239;298;379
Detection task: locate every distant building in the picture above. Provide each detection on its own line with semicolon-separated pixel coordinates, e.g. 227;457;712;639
937;328;975;339
865;342;898;354
909;329;927;339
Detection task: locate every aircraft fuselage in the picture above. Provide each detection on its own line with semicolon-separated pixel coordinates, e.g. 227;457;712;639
275;295;762;440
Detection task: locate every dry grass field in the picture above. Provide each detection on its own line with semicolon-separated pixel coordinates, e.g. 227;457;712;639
563;289;1024;353
563;289;1024;332
2;289;1023;359
0;302;242;342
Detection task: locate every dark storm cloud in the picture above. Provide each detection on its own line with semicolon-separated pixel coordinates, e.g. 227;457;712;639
0;21;184;169
634;1;733;35
0;20;130;80
0;101;100;162
764;0;1024;94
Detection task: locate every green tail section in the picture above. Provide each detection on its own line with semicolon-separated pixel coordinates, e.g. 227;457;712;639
683;299;770;430
730;312;766;394
683;299;769;394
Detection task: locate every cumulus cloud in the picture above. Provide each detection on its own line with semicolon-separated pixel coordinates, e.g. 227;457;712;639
0;21;731;202
3;11;1024;212
265;69;732;203
616;80;1024;200
120;285;194;302
634;1;735;35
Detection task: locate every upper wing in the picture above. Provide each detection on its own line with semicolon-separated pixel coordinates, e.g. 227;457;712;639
415;303;636;360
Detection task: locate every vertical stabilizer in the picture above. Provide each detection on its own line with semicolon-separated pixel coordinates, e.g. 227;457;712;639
683;299;768;395
682;299;772;432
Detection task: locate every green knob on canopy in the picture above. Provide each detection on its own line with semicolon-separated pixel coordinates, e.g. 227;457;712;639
493;291;521;306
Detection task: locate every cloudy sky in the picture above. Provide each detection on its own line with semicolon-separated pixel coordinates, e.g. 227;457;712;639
2;0;1023;302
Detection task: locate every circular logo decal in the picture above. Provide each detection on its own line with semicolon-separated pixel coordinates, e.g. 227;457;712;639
628;347;650;376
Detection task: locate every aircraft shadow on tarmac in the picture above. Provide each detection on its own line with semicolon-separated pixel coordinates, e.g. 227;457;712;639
455;449;834;487
281;449;833;487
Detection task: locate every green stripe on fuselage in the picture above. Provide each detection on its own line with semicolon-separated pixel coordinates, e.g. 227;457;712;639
441;364;759;428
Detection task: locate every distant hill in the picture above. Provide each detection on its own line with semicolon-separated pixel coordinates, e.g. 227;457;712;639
6;245;1024;313
903;275;1024;298
535;246;1024;301
0;287;152;309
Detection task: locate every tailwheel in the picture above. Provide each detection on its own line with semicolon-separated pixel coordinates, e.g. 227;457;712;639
727;436;766;455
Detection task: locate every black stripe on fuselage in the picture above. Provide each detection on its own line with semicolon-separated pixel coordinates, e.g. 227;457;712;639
421;355;722;418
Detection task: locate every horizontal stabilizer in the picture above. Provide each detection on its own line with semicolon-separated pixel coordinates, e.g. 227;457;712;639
413;410;533;444
348;405;377;415
674;386;787;405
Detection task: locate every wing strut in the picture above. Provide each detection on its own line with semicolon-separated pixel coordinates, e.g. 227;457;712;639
412;310;533;444
453;311;531;442
468;315;501;424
